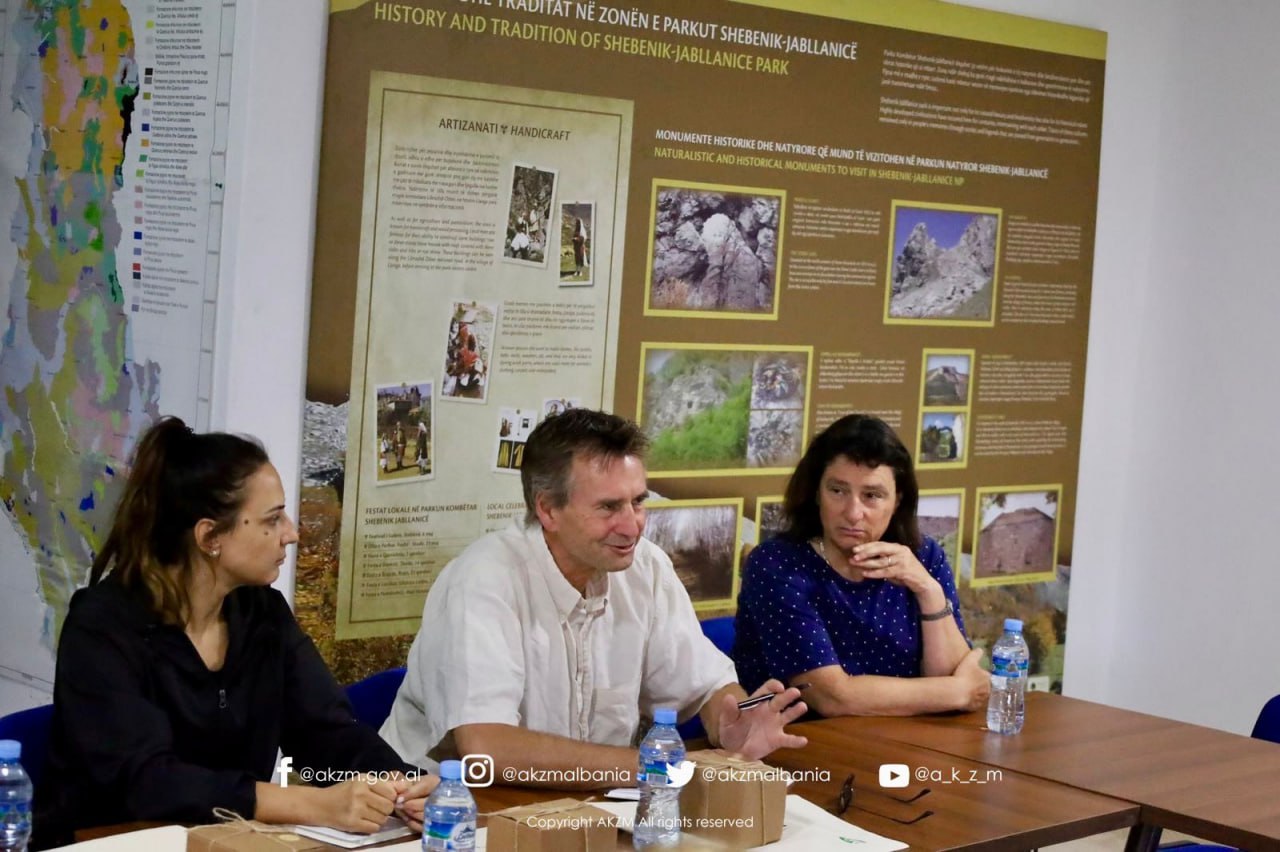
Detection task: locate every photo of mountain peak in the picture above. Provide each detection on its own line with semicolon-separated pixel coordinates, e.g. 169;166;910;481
887;204;1000;322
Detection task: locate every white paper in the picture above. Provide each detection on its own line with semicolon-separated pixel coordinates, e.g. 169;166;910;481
51;825;187;851
757;795;909;851
591;799;638;833
292;816;415;848
605;787;641;800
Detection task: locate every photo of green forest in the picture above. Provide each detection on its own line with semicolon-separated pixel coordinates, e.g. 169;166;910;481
638;345;809;474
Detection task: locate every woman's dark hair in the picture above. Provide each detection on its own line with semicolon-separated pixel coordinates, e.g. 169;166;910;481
90;416;270;624
781;414;920;549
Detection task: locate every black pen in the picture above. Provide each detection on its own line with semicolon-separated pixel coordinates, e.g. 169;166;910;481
737;683;810;711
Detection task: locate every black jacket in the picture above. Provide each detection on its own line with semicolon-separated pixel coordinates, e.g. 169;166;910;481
34;578;408;845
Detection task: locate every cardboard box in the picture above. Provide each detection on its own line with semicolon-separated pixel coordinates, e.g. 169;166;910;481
486;797;617;851
679;750;787;847
187;821;333;852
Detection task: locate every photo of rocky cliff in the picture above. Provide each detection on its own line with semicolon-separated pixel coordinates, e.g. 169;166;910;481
647;183;783;316
644;501;741;607
922;353;971;406
888;205;999;321
974;489;1059;581
639;345;810;473
918;491;962;571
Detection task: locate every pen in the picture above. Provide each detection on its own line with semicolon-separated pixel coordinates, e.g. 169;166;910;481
737;683;810;711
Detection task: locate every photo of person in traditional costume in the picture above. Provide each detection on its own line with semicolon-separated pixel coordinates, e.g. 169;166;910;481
394;422;407;470
572;219;587;271
379;431;393;472
502;164;557;267
375;381;435;483
509;222;531;260
559;201;594;285
441;301;497;403
415;421;431;475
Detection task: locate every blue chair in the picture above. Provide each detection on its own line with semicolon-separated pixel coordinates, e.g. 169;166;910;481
344;667;406;728
677;617;739;741
699;616;736;658
1250;694;1280;743
1159;694;1280;851
0;703;53;790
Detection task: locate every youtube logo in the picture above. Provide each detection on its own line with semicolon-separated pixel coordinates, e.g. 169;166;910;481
879;763;910;788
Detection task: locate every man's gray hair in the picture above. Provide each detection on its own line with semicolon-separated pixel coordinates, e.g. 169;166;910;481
520;409;648;525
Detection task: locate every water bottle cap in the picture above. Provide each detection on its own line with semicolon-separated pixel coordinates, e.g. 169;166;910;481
0;740;19;760
439;759;463;781
653;708;677;725
1004;618;1023;633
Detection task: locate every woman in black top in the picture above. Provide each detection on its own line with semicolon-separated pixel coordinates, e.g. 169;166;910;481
35;417;434;845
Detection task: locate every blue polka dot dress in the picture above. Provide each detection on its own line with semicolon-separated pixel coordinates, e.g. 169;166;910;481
732;536;966;694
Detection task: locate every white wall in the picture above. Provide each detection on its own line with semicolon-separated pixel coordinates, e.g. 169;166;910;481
1097;0;1280;733
960;0;1280;733
215;0;329;603
8;0;1280;735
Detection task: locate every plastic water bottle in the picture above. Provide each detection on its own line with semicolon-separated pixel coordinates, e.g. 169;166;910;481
0;740;32;852
634;707;685;849
422;759;476;851
987;618;1031;734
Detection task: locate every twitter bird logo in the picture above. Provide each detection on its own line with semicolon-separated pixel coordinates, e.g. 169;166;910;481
666;760;696;788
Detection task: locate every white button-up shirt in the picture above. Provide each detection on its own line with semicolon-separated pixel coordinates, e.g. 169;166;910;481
381;522;738;766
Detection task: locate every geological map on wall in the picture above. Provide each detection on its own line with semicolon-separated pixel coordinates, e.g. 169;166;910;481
0;0;234;688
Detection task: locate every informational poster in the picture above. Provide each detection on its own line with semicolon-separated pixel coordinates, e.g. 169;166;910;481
303;0;1105;689
333;73;631;637
0;0;235;682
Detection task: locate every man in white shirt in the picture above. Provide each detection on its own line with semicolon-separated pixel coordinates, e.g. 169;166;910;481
381;409;808;787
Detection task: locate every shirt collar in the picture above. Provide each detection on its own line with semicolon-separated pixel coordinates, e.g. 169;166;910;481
523;522;609;620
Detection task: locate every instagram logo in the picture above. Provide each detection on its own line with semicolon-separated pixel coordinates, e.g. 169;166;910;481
461;753;495;787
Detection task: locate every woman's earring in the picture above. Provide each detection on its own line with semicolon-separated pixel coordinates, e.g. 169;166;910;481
209;549;220;559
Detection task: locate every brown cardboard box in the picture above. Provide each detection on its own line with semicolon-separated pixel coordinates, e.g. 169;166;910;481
679;750;787;847
486;797;618;851
187;822;333;852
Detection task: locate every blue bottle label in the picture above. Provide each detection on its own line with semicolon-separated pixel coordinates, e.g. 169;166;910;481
641;759;671;785
991;654;1023;679
425;819;475;849
0;799;29;818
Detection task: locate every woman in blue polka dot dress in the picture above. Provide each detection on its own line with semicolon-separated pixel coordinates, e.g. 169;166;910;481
734;414;990;716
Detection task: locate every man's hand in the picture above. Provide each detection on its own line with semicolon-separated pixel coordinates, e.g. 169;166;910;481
951;648;991;712
392;772;439;832
716;679;809;759
316;776;398;833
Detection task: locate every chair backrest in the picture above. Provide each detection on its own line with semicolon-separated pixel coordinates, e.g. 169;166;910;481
700;616;736;657
675;617;739;741
0;704;53;789
1252;694;1280;744
344;667;406;729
